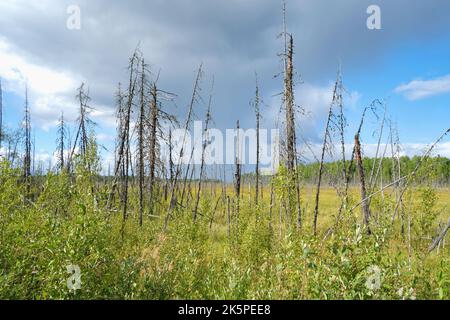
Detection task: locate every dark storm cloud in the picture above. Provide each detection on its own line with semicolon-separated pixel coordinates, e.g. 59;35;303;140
1;0;449;135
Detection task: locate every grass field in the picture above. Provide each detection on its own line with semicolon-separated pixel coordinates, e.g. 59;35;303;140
1;161;448;299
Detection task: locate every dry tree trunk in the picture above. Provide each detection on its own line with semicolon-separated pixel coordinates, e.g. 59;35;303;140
180;142;196;207
282;34;297;229
391;128;450;225
164;65;203;231
168;129;174;188
368;104;387;192
293;130;302;230
57;111;66;172
428;218;450;253
122;130;131;223
209;196;221;230
254;73;261;206
371;137;390;221
351;130;450;218
269;180;275;230
108;84;125;208
23;86;32;194
193;82;213;222
313;74;339;235
108;50;139;216
285;35;296;174
354;134;371;234
221;164;227;218
234;120;242;228
338;101;379;225
148;82;158;219
227;196;231;239
335;68;347;225
138;60;147;226
186;163;195;204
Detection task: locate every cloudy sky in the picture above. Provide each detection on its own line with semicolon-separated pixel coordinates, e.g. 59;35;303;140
0;0;449;169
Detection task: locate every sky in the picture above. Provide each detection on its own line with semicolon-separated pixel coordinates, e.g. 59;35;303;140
0;0;449;172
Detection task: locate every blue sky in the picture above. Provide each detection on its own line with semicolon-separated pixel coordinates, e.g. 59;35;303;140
0;0;449;171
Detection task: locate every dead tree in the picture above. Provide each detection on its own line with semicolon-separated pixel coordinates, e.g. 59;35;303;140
280;5;301;225
147;82;159;219
23;86;31;188
335;67;348;225
313;74;339;235
364;102;388;219
354;134;371;234
227;196;231;238
193;79;214;222
284;35;296;174
56;111;66;172
234;120;242;225
110;83;125;205
391;128;450;225
293;127;302;230
32;131;36;175
144;73;177;219
69;83;95;171
340;99;381;222
137;60;148;226
428;218;450;253
107;50;140;220
164;65;203;230
254;73;261;206
168;129;174;186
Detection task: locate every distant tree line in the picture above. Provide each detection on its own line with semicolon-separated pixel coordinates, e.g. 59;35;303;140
297;156;450;186
242;156;450;187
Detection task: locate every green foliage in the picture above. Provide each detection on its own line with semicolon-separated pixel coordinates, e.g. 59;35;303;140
0;157;448;300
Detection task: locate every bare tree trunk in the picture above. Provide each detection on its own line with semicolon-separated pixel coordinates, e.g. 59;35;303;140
368;104;387;192
293;130;302;230
57;111;66;172
180;144;196;206
32;131;35;176
313;74;339;235
285;35;296;173
148;82;158;218
254;73;261;206
168;129;174;188
164;65;202;231
428;218;450;253
269;180;274;230
227;196;231;239
23;85;31;194
138;60;146;226
108;51;139;210
354;134;371;234
338;101;379;225
193;84;213;222
122;132;131;223
391;128;450;225
336;68;347;224
234;120;242;228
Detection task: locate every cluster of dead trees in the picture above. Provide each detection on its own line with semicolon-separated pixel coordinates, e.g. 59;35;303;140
0;1;448;248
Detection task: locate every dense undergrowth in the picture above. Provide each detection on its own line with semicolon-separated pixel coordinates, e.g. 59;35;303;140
0;159;448;300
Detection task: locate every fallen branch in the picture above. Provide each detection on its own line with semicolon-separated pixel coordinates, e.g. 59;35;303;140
428;218;450;253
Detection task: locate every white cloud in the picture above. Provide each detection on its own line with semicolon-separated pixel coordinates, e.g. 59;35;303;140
276;82;360;142
0;37;83;129
0;38;117;132
0;38;77;96
395;74;450;100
